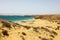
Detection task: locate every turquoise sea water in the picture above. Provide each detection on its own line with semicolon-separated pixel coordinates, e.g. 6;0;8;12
0;16;34;22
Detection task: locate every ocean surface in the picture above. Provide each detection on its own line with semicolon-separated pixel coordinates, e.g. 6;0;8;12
0;16;34;22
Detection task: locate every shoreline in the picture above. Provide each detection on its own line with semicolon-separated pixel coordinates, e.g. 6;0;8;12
14;18;35;23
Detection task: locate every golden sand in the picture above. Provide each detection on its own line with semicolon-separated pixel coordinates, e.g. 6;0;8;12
0;15;60;40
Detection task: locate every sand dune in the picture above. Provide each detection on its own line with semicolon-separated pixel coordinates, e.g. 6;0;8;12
0;15;60;40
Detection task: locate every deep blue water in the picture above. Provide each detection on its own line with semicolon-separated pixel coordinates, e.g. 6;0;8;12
0;16;34;21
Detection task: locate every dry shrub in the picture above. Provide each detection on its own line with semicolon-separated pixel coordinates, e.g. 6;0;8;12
1;21;11;28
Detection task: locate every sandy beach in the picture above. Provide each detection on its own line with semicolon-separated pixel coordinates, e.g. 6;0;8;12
0;15;60;40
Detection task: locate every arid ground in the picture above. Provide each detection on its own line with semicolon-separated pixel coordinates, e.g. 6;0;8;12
0;15;60;40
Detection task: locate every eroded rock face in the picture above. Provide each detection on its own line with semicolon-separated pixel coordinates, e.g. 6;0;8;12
0;18;60;40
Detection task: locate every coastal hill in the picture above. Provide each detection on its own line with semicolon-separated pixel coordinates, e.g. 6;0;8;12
35;14;60;23
35;14;60;20
0;15;60;40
